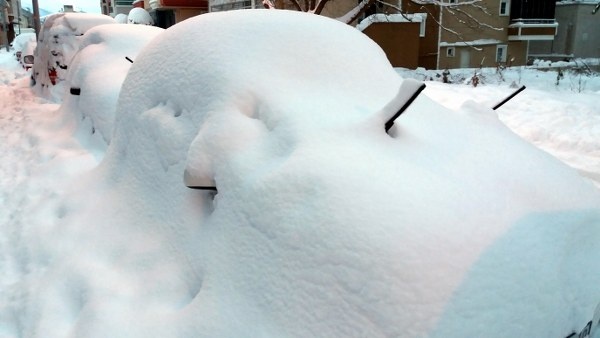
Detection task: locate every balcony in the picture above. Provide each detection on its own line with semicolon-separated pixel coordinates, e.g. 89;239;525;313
149;0;208;9
507;19;558;41
508;0;558;41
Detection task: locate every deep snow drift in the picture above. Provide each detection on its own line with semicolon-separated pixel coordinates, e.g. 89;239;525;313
0;9;599;338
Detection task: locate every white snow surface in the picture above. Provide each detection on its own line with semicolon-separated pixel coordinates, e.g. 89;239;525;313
60;24;164;152
127;8;154;25
114;13;129;24
0;9;599;338
10;33;37;54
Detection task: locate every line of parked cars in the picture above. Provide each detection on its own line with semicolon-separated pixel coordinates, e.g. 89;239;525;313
10;12;164;147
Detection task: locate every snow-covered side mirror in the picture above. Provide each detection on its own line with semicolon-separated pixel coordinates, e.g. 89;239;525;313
383;78;426;133
184;168;217;191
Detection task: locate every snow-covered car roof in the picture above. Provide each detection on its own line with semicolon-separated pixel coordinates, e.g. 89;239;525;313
21;40;36;57
40;12;117;36
11;32;36;52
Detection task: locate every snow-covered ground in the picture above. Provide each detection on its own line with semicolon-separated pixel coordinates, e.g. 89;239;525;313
0;10;599;337
397;65;600;188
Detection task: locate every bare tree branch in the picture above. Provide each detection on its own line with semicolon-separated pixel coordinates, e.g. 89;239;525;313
446;5;502;30
413;3;484;51
313;0;328;14
376;0;423;21
411;0;484;7
337;0;377;24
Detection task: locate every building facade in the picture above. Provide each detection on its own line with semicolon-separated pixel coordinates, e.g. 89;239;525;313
399;0;558;69
529;0;600;60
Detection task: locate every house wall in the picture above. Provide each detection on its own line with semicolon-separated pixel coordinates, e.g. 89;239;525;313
556;3;598;58
402;0;439;69
175;8;204;21
438;0;531;68
508;40;528;64
439;40;527;69
440;0;510;44
320;0;357;20
362;21;421;68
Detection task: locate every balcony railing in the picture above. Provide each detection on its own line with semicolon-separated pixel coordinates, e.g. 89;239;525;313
507;18;558;41
510;18;557;25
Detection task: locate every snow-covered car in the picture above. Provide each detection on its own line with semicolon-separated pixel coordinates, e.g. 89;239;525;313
31;12;116;101
60;23;163;149
20;40;37;70
11;32;36;61
99;9;600;338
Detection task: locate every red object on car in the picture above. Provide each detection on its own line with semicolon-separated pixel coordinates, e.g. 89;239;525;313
48;68;58;85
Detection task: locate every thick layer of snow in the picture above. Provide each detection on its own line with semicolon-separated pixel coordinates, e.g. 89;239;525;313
127;8;154;25
10;33;37;55
356;13;426;31
60;24;163;152
0;9;599;338
397;65;600;188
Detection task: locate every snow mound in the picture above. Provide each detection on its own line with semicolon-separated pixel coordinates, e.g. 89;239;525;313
16;9;600;338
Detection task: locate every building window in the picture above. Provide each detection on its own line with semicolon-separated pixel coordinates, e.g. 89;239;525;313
419;18;426;37
496;44;507;63
447;47;455;57
499;0;509;16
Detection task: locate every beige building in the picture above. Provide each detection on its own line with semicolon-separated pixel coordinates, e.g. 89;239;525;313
399;0;558;69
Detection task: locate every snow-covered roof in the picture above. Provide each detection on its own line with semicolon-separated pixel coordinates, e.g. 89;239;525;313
356;13;426;31
440;39;502;47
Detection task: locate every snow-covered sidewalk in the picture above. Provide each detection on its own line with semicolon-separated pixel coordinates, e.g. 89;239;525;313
0;53;98;333
397;66;600;188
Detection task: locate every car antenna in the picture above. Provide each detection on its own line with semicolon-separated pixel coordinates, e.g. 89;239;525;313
125;56;134;63
492;85;525;110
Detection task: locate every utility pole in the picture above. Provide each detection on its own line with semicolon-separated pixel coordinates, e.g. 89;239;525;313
16;0;20;34
1;0;8;51
32;0;39;39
